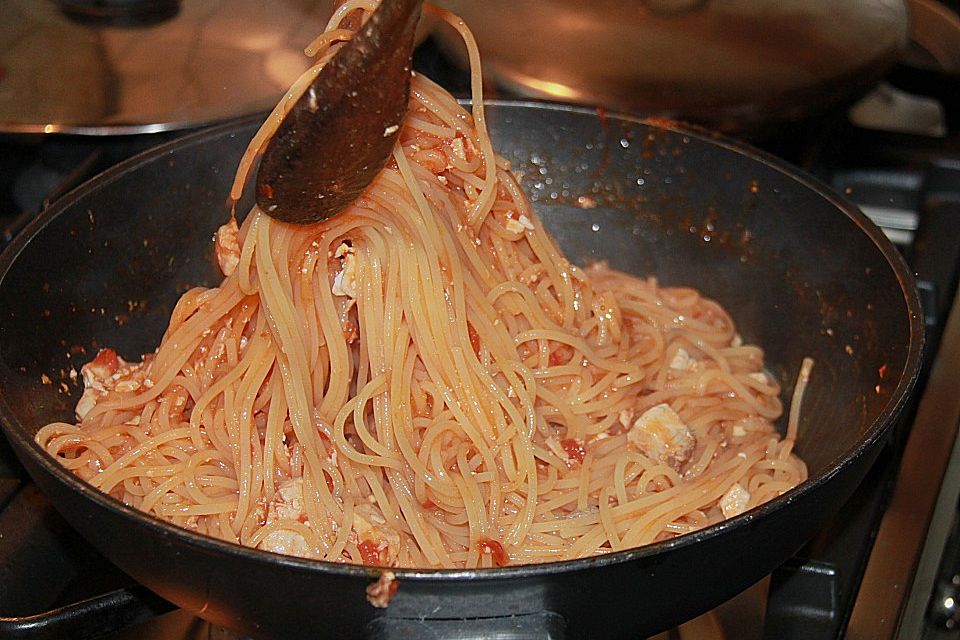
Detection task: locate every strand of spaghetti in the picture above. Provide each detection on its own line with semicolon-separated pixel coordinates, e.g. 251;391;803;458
349;374;393;457
229;331;275;533
188;332;273;451
92;428;193;492
332;391;404;469
424;5;497;228
787;357;815;442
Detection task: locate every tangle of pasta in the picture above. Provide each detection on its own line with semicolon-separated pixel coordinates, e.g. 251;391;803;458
37;3;808;569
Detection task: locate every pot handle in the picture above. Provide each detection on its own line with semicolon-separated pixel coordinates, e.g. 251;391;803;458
365;611;567;640
0;585;174;640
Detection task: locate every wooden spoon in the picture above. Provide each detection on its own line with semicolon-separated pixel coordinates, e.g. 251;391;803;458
255;0;424;224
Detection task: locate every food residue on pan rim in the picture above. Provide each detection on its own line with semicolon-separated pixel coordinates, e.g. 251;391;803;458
366;571;399;608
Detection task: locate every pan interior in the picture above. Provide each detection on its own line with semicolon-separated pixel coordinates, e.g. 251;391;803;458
0;104;916;537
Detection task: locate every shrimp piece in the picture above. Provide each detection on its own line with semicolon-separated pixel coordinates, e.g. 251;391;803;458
352;502;401;566
258;478;311;557
76;348;145;419
215;217;241;277
720;483;751;518
628;403;696;469
331;242;358;298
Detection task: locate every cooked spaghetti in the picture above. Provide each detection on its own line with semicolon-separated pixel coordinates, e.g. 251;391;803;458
36;3;808;569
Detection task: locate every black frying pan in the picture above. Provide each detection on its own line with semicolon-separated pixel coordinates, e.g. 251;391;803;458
0;103;923;639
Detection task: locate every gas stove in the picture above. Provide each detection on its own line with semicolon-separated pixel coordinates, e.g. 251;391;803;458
1;30;960;640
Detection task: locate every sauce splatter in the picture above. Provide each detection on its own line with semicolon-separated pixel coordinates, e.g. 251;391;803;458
560;438;586;463
358;540;383;566
468;322;481;355
477;537;509;566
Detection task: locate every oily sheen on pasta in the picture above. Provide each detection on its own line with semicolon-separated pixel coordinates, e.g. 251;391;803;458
37;3;808;569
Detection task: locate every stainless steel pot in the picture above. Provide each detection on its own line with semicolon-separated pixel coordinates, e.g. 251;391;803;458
434;0;911;132
0;0;339;135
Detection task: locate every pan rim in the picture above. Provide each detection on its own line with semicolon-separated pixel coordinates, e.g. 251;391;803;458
0;100;925;582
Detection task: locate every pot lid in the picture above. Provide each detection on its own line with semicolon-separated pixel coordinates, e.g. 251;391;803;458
0;0;334;135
